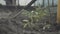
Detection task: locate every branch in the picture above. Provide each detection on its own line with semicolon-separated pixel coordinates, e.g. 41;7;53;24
25;0;37;9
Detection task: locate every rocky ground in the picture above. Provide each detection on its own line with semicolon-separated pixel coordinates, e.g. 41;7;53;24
0;7;59;34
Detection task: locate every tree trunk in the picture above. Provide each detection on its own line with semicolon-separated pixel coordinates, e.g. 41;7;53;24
42;0;44;10
52;0;54;6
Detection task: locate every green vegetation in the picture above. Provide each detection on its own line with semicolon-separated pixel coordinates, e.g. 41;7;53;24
21;7;49;30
